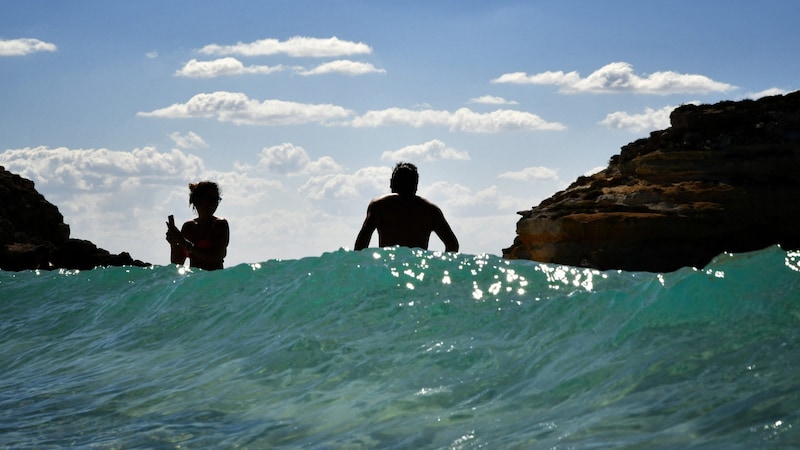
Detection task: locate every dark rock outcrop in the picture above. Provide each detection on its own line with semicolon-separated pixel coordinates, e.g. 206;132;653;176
0;166;150;271
503;91;800;272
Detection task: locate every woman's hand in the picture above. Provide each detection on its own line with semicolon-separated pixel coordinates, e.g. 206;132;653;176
165;225;183;245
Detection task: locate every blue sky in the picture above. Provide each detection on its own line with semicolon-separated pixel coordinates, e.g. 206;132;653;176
2;1;798;266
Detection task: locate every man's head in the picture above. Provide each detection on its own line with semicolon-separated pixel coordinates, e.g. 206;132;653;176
390;162;419;195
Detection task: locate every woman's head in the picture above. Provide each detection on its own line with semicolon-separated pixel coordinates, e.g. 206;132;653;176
189;181;221;210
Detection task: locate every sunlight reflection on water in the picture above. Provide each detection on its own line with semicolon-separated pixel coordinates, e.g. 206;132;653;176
785;250;800;272
374;249;604;305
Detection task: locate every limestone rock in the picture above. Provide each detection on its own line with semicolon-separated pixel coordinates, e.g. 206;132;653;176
0;166;150;271
503;91;800;272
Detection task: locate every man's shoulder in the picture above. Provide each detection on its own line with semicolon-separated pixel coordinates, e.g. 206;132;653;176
372;194;441;211
410;195;441;211
369;193;400;206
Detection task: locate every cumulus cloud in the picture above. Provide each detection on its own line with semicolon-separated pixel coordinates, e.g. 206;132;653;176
138;92;562;132
427;181;525;212
0;37;57;56
584;166;606;177
599;105;676;133
380;139;469;162
197;170;283;206
493;62;737;95
0;146;204;191
350;107;565;133
238;143;343;176
743;87;790;100
298;60;386;76
176;58;383;78
176;57;289;78
299;166;391;201
169;131;208;149
146;50;159;59
0;144;536;263
468;95;518;105
137;91;353;126
0;145;293;264
498;166;559;182
198;36;372;58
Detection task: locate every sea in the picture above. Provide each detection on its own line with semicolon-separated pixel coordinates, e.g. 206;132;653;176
1;245;798;449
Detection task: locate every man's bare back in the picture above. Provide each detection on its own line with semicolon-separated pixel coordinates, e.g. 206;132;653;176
354;193;459;251
355;162;459;252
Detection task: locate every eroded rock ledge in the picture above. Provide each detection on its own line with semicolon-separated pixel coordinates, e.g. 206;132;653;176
503;91;800;272
0;166;150;271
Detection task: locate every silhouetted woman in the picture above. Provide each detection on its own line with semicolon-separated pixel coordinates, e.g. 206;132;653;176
166;181;229;270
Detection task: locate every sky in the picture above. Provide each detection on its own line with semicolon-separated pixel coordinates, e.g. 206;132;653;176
1;0;798;267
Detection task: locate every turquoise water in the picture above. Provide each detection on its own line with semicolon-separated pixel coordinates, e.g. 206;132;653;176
1;246;798;449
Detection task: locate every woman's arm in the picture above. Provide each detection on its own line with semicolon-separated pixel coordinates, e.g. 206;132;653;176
166;221;189;264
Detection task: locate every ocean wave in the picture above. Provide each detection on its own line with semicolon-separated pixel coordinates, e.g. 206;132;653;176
1;246;798;448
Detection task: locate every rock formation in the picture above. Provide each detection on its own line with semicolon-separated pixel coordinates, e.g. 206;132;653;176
503;91;800;272
0;166;150;271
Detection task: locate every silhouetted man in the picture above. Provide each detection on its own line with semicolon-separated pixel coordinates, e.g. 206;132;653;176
354;162;459;252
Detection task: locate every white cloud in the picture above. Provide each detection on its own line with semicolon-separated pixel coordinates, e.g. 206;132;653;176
146;50;159;59
743;87;790;99
169;131;208;149
494;70;581;86
493;62;737;95
0;38;57;56
298;60;386;76
0;145;531;264
0;146;204;190
299;166;391;201
137;91;353;126
468;95;518;105
453;214;521;256
381;139;470;162
198;36;372;58
198;170;283;206
599;105;676;133
498;166;559;182
237;143;343;176
0;145;288;265
138;92;563;132
350;107;565;133
175;57;289;78
177;58;386;78
584;166;606;177
427;181;526;212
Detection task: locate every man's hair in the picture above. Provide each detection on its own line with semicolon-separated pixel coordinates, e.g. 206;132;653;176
390;162;419;195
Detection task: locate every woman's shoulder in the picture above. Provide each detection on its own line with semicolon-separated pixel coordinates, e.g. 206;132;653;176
212;217;230;230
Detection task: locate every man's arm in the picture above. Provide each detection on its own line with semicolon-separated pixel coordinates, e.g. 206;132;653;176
354;203;378;250
433;208;459;252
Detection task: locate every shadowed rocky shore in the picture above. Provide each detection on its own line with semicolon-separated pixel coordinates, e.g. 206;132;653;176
0;167;149;271
504;91;800;272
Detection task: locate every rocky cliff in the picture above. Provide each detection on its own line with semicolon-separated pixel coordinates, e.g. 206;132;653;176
503;91;800;272
0;166;149;271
